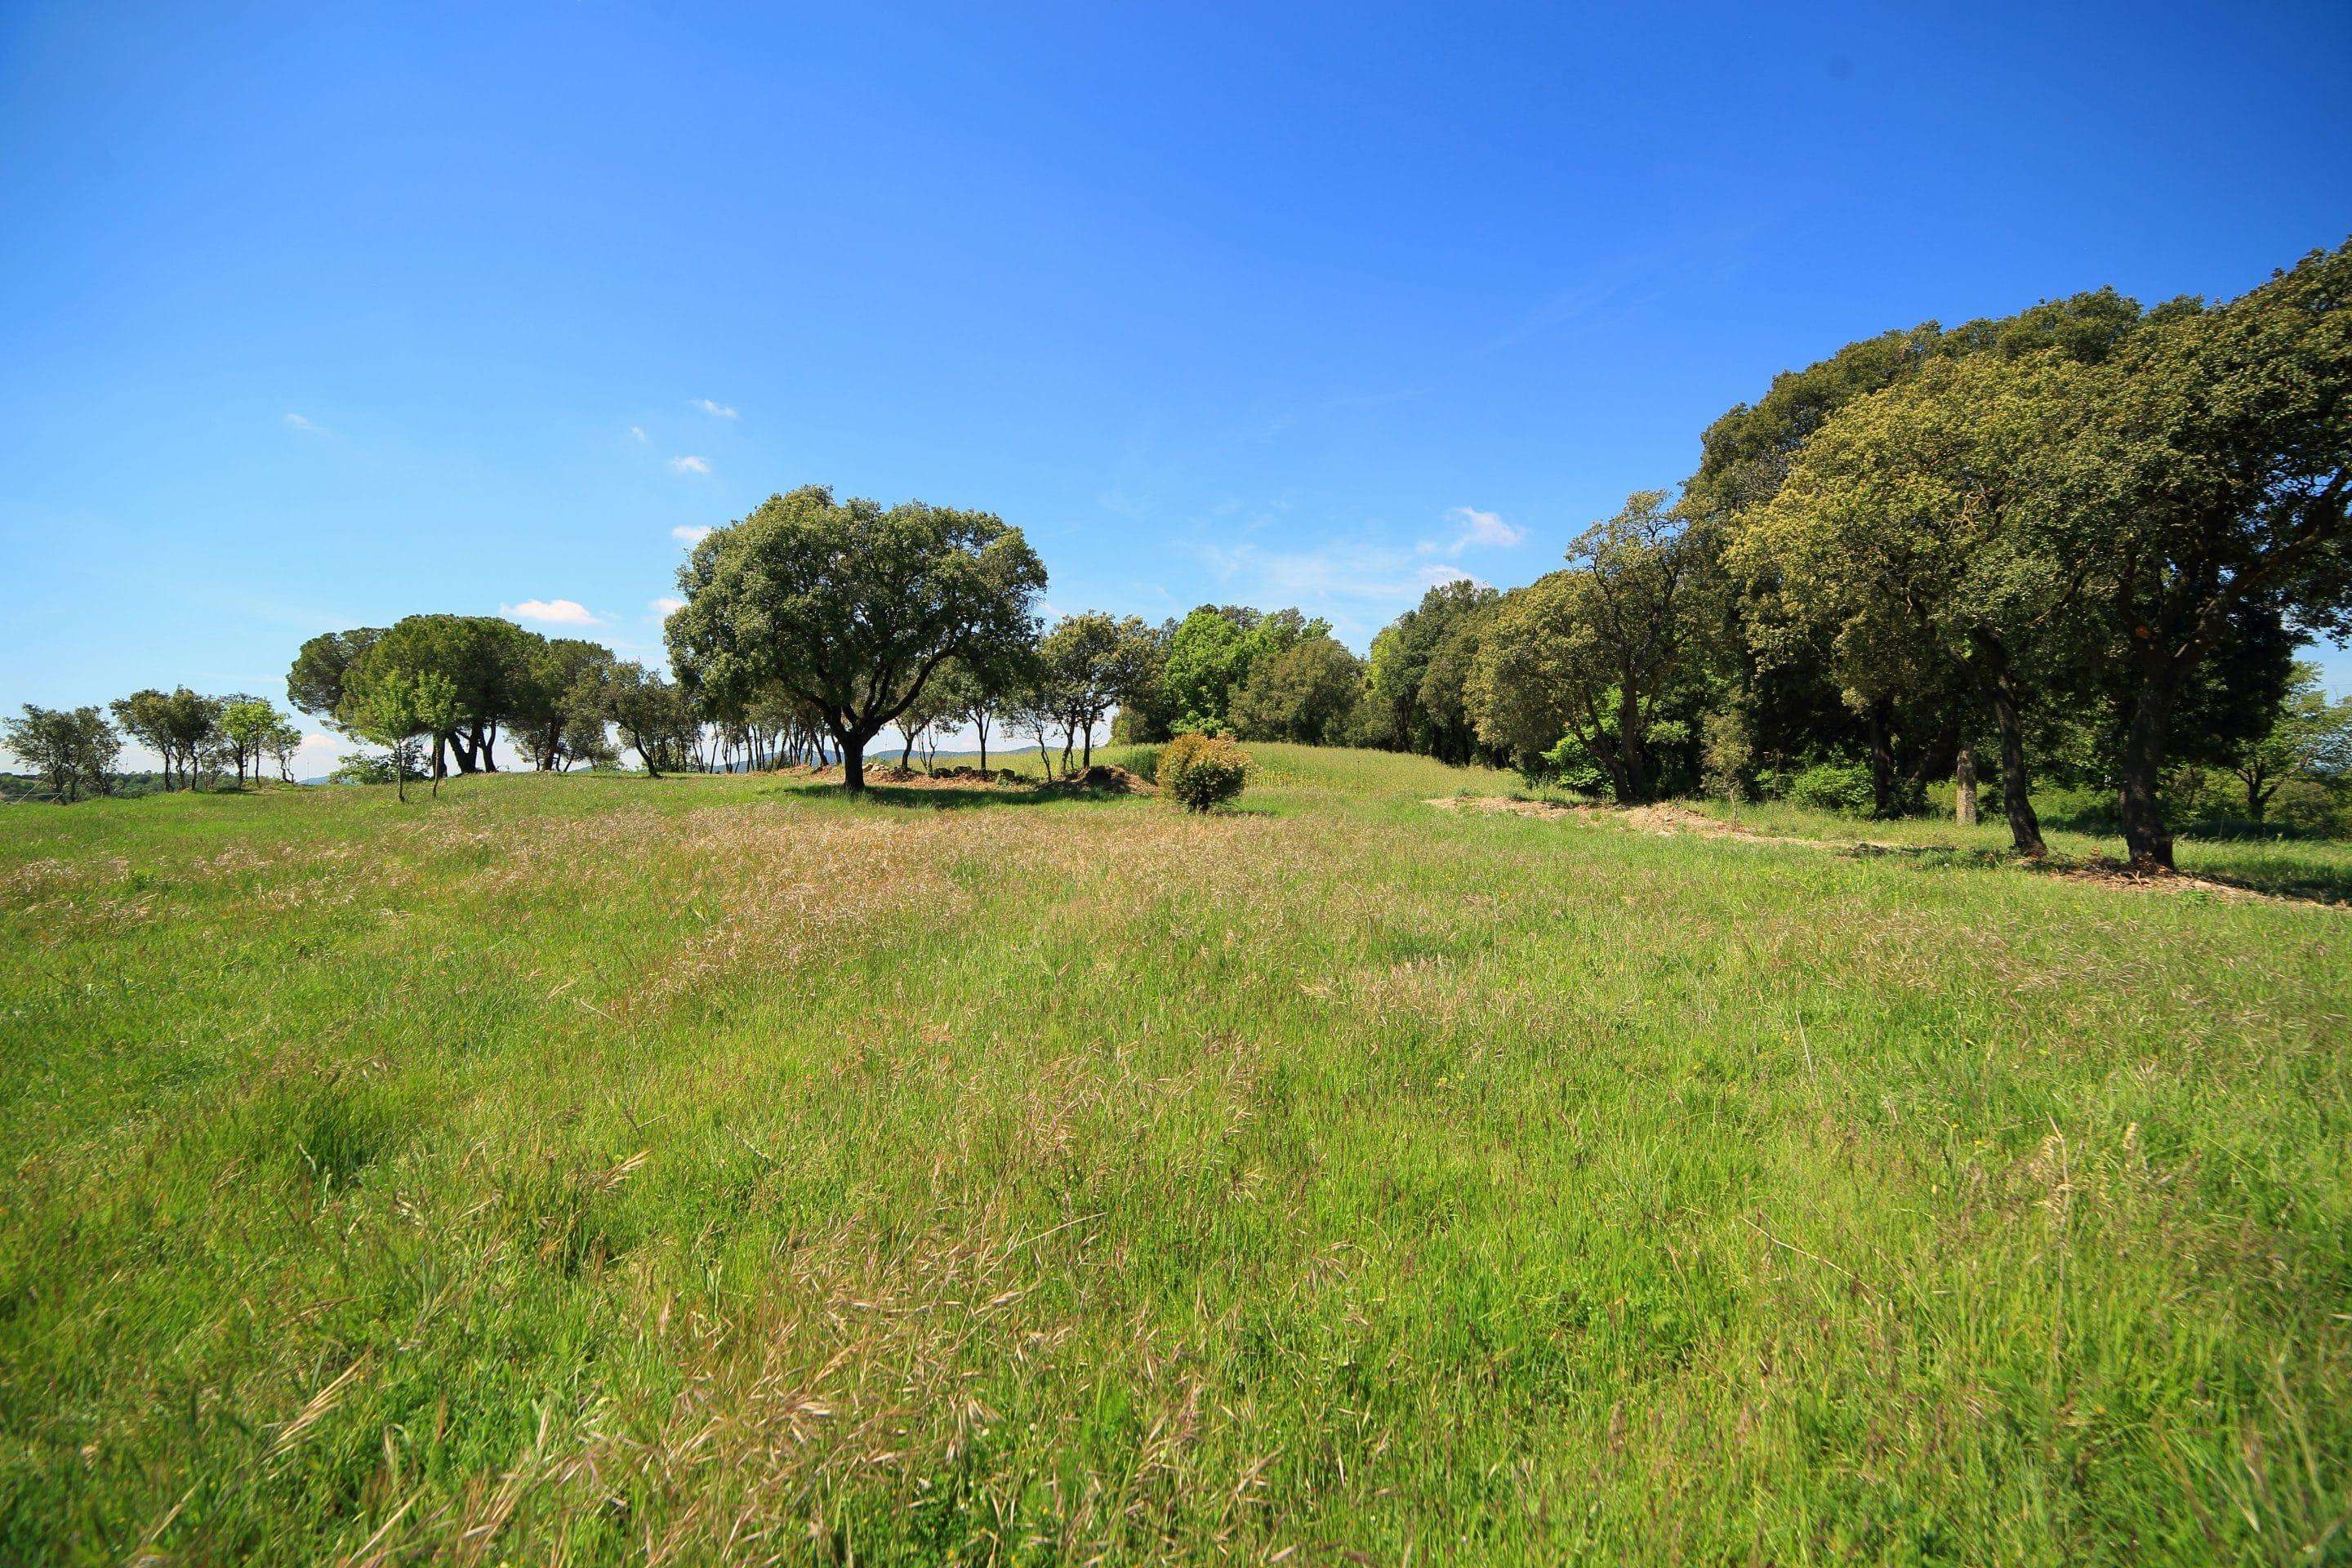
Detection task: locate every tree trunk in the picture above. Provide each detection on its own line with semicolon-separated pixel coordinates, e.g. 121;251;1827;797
977;717;990;773
1617;678;1647;804
900;732;915;769
2238;768;2270;822
1082;723;1094;768
840;733;867;792
1867;698;1897;819
2115;679;2177;871
1954;746;1978;826
1983;663;2045;858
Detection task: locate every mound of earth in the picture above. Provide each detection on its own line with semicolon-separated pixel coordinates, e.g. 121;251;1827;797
776;763;1027;789
1045;764;1156;794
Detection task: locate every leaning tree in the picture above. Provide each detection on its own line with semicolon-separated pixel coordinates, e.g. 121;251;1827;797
664;486;1045;792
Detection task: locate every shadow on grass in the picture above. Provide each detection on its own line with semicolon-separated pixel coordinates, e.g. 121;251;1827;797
1841;840;2352;908
777;781;1154;812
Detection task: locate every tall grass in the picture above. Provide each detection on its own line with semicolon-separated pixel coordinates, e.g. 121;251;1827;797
2;749;2346;1563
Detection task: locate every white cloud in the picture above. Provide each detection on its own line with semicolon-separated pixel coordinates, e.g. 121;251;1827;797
1415;506;1526;559
629;425;648;442
649;595;685;617
1444;505;1524;550
669;455;711;475
283;412;324;433
689;399;737;419
670;524;712;546
1197;539;1479;610
503;598;600;626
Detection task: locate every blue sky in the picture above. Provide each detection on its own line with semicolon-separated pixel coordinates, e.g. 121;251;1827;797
4;1;2349;770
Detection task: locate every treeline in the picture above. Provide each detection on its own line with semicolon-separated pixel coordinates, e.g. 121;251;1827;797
2;691;304;803
11;243;2345;854
1340;242;2352;868
283;617;812;793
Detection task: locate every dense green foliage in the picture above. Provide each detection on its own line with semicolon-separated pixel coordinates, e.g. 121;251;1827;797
1346;243;2352;871
666;484;1047;791
2;750;2347;1562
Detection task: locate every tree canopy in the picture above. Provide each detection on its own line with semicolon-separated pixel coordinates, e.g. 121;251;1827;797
665;485;1047;791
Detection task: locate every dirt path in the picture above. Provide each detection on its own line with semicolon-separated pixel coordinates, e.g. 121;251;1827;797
1425;795;2341;910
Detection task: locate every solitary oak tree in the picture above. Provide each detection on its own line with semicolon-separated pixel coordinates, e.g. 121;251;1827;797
666;486;1046;792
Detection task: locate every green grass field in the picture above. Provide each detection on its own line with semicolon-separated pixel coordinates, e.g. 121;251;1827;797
3;746;2348;1564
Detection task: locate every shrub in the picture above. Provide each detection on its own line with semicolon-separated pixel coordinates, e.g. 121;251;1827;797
1700;711;1753;802
1156;733;1208;795
1785;760;1874;815
1160;733;1251;812
327;750;400;785
1122;744;1163;784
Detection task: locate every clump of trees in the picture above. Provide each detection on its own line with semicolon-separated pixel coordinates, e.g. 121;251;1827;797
1351;241;2352;868
1361;581;1501;764
1469;491;1713;805
3;686;317;802
289;616;625;778
2;706;121;802
1107;604;1367;748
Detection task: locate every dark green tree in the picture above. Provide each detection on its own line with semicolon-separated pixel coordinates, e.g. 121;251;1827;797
1229;634;1365;745
287;628;385;725
666;486;1047;792
2058;241;2352;868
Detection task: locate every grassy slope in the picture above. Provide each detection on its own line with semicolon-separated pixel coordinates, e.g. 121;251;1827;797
1;746;2346;1565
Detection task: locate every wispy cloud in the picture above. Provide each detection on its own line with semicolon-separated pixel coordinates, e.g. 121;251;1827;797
1424;505;1525;555
1196;538;1477;614
629;425;648;443
668;455;711;475
503;598;600;626
670;524;712;546
283;412;327;434
648;595;685;617
1486;278;1619;353
689;399;737;419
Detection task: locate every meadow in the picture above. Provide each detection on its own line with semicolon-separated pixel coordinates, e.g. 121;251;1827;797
2;746;2347;1565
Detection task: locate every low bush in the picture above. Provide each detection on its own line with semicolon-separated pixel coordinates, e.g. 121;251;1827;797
1159;733;1251;812
327;751;399;786
1784;760;1874;815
